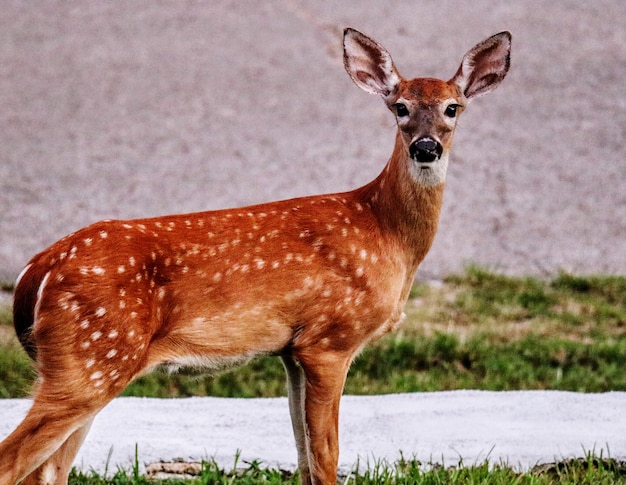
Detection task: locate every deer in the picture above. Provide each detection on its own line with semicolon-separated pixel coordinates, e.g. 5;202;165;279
0;28;511;485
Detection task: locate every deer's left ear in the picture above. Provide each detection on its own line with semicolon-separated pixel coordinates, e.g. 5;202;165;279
343;28;401;99
451;31;511;100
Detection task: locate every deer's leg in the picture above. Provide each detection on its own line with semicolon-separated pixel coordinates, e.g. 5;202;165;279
0;392;99;485
20;418;94;485
282;355;311;484
0;342;139;485
297;351;351;485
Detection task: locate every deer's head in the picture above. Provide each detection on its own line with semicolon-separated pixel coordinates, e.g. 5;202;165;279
344;28;511;186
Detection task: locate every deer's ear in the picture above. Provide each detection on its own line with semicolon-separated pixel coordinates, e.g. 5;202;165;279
343;28;401;98
451;31;511;100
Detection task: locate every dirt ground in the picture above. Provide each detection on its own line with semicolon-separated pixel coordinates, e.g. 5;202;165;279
1;1;624;282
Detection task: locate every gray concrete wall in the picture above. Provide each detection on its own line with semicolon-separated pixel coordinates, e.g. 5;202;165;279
1;1;624;281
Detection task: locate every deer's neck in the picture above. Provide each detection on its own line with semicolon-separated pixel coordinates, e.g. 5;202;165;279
358;133;446;272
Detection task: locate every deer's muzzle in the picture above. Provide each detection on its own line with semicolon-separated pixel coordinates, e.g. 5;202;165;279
409;137;443;163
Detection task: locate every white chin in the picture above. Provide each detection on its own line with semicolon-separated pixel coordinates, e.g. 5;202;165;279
410;155;449;187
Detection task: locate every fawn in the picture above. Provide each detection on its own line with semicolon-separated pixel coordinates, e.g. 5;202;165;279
0;28;511;485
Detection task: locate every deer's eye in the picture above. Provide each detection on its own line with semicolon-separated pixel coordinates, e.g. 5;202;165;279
393;103;409;117
444;104;461;118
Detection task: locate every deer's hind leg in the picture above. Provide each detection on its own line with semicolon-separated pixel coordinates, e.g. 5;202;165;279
0;311;151;484
20;418;94;485
0;386;101;485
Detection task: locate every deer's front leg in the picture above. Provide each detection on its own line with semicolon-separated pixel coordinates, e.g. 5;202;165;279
297;351;351;485
282;355;311;484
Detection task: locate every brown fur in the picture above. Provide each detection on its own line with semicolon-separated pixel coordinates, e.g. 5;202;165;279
0;28;510;485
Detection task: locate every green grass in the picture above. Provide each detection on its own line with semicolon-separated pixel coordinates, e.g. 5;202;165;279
1;267;625;398
1;268;625;482
65;451;626;484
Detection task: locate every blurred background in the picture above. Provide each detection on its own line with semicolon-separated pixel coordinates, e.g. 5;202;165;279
1;1;624;282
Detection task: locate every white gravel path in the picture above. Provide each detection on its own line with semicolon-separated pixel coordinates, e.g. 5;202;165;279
1;391;624;474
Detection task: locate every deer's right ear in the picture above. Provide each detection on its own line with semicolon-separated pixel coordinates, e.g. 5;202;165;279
451;31;511;100
343;28;401;98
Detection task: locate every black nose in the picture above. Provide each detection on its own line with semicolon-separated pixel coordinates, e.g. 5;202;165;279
409;137;443;163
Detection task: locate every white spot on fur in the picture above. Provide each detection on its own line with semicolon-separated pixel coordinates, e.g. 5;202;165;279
85;359;95;369
84;238;93;246
92;266;105;275
33;271;51;328
106;349;118;359
129;256;136;267
90;370;103;380
108;330;119;339
15;263;32;287
95;307;106;317
91;331;102;341
40;462;57;484
80;319;90;329
100;231;108;239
